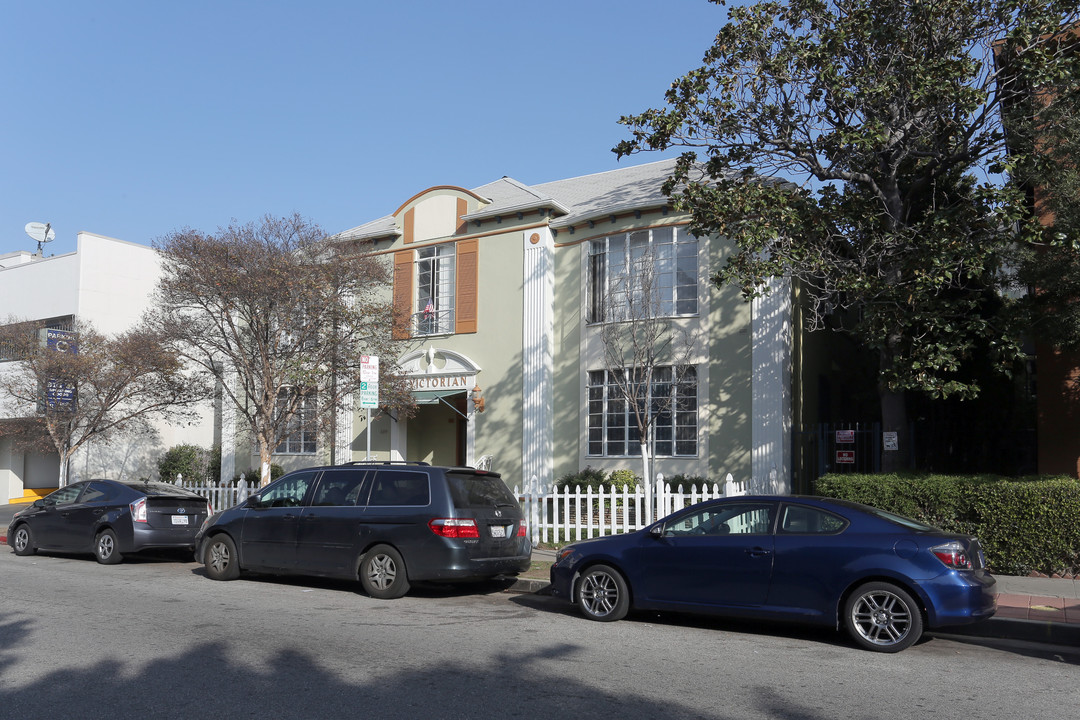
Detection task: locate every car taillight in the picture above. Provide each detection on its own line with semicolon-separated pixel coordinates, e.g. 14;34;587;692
130;497;147;523
931;541;972;570
206;500;213;516
517;518;527;537
428;518;480;538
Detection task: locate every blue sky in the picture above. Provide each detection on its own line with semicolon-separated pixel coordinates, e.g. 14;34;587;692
1;0;730;257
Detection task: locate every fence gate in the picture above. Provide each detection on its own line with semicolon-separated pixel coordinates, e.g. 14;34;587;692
793;422;881;492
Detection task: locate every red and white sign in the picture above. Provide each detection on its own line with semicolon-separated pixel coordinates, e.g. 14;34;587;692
836;450;855;464
835;430;855;444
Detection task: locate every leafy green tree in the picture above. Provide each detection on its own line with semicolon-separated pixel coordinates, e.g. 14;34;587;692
616;0;1080;470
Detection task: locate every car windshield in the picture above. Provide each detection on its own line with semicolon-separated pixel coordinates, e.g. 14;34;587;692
446;472;518;510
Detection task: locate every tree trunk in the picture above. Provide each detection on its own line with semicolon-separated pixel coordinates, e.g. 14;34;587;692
878;346;911;473
640;441;652;524
258;437;274;487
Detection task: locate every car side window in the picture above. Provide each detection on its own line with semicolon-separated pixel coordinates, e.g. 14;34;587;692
47;484;84;506
78;483;109;504
367;471;430;506
664;503;775;537
779;505;848;534
258;471;317;507
311;471;368;506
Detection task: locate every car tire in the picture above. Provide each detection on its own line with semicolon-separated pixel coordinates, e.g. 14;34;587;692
204;534;241;581
843;581;923;652
94;529;122;565
575;564;630;622
12;524;36;556
359;544;410;599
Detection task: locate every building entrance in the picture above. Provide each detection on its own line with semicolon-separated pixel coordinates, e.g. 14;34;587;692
406;393;467;466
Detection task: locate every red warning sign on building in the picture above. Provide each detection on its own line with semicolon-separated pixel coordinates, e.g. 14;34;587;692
836;450;855;464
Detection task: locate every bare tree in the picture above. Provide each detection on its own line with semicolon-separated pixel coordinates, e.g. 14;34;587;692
597;250;697;523
0;318;208;486
150;214;412;486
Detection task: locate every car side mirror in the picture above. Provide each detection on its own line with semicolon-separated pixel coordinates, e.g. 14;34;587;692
649;525;665;539
246;496;266;510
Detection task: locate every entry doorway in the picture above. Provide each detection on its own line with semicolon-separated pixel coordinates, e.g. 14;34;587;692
405;393;467;466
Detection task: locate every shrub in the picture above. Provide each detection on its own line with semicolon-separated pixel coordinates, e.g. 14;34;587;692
157;444;209;484
555;466;608;493
663;473;709;490
608;468;641;490
555;467;641;492
816;472;1080;576
232;464;285;485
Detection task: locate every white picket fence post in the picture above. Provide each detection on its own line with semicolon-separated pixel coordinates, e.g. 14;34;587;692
515;471;749;546
176;473;257;512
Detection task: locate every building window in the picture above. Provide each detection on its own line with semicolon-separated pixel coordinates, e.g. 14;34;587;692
414;245;456;335
276;389;317;454
587;366;698;457
587;227;698;323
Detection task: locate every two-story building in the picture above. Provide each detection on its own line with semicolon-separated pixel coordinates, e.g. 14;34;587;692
292;158;796;493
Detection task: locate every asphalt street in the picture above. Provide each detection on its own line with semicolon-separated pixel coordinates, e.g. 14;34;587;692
1;543;1078;720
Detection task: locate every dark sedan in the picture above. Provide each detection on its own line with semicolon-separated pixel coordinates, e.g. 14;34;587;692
7;479;211;564
549;495;996;652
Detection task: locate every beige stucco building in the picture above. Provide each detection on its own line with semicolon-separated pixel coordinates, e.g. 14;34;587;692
298;159;794;493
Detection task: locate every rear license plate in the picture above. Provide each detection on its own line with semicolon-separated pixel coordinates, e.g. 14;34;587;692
490;525;506;538
171;515;189;526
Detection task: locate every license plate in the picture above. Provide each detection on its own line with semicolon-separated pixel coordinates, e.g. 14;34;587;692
171;515;189;526
490;525;506;538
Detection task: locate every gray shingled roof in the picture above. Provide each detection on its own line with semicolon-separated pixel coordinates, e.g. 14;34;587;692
331;157;684;242
534;158;679;228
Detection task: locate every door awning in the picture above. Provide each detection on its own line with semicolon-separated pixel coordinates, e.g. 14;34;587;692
413;389;466;405
412;389;469;419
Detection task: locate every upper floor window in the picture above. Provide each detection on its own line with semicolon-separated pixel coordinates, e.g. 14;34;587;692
415;245;456;335
588;227;698;324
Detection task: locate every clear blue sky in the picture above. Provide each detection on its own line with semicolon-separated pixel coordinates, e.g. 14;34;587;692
1;0;731;257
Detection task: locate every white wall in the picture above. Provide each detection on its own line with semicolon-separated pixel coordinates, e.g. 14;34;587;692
0;233;216;494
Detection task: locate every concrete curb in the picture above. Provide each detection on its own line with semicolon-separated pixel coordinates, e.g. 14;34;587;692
935;616;1080;648
506;576;1080;648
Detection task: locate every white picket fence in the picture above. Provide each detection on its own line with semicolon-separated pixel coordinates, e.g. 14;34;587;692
513;472;747;546
173;470;749;547
174;474;258;512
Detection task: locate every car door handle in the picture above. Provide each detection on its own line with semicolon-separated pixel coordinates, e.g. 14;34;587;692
745;547;772;558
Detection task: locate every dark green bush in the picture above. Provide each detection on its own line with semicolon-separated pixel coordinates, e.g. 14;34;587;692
157;444;209;484
233;464;284;485
663;473;709;490
555;466;610;492
816;473;1080;576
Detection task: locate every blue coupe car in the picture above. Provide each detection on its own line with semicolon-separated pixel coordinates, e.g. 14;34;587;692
549;495;996;652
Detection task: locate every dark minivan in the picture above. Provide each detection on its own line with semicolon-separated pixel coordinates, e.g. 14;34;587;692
194;462;530;598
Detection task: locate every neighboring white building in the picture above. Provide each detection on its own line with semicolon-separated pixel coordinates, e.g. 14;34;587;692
0;232;215;504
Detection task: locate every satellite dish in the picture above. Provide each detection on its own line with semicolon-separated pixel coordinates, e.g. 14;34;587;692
25;222;55;254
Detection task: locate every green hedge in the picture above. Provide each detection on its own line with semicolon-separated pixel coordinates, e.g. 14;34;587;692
815;473;1080;577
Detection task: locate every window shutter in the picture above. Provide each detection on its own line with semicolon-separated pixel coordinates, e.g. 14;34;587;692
455;239;478;334
393;250;414;339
